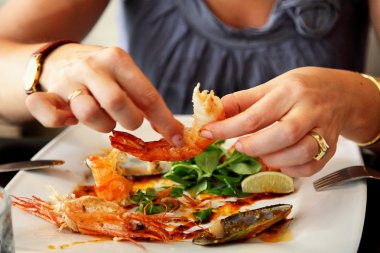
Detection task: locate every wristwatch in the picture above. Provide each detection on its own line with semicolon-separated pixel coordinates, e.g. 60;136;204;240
23;39;77;95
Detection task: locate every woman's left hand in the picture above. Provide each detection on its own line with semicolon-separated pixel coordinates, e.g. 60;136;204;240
201;67;380;177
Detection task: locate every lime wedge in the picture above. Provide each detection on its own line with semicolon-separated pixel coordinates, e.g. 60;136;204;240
241;171;294;194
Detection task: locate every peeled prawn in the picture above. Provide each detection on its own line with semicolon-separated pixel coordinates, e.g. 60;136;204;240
86;149;132;205
110;83;225;162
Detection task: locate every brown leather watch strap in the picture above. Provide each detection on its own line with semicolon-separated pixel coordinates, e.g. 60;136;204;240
24;39;77;95
32;39;77;58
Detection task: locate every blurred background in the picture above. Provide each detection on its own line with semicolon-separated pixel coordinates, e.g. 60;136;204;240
0;0;379;139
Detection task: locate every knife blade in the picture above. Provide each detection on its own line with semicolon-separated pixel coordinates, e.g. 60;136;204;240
0;160;65;172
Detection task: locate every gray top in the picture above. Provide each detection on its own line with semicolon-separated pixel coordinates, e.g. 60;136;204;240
119;0;368;114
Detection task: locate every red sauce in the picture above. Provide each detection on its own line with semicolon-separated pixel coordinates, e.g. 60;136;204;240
48;238;110;250
72;185;96;197
170;221;204;240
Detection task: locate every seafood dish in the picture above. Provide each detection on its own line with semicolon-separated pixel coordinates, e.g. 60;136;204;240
12;84;294;249
13;191;292;248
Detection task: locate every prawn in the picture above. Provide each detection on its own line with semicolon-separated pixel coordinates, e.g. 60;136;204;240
110;83;225;162
86;149;132;205
12;193;171;248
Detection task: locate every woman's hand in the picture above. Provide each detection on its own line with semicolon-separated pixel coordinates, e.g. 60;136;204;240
202;67;380;177
25;43;184;145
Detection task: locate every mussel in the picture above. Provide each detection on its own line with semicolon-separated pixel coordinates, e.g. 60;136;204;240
192;204;292;245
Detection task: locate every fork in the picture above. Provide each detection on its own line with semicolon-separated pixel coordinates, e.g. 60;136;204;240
313;165;380;191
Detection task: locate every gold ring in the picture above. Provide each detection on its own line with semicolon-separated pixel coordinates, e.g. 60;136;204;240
67;88;90;103
309;131;330;161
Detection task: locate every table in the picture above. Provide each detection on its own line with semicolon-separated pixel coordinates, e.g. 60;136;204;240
1;137;379;253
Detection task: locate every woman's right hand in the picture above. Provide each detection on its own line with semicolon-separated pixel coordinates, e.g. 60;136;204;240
202;67;380;177
25;43;184;145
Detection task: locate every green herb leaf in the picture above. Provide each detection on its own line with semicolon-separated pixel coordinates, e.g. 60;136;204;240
170;187;184;197
165;141;263;197
194;150;221;177
131;189;157;212
164;164;201;188
213;169;243;184
145;204;166;215
193;208;213;223
131;189;156;205
145;187;156;197
190;179;209;196
229;160;261;175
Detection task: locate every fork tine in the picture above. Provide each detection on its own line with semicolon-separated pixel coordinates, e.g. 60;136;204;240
313;170;345;186
314;173;349;188
314;176;345;190
313;168;348;185
313;174;340;187
314;165;372;191
313;169;351;191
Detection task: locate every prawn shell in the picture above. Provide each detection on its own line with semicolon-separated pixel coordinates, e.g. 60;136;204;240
109;83;225;162
192;204;292;245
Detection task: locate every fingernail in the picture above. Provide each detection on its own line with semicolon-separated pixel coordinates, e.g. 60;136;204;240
200;130;213;139
65;118;78;126
171;134;184;147
235;142;243;152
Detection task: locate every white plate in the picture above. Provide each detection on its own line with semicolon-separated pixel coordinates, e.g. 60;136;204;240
6;115;366;253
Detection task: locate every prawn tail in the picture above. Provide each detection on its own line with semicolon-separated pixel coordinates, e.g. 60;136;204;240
110;130;145;154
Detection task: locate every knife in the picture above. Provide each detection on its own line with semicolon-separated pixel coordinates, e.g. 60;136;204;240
0;160;65;172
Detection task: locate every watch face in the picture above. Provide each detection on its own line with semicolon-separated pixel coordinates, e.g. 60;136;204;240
23;55;41;93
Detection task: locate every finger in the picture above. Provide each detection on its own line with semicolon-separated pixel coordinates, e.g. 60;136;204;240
69;92;116;133
25;92;78;127
221;85;269;117
235;106;318;157
281;161;323;177
203;86;293;140
280;144;336;177
78;69;145;131
260;134;320;168
112;51;184;142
